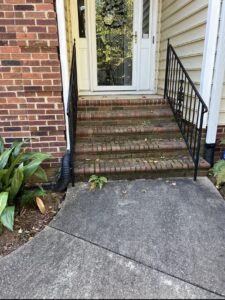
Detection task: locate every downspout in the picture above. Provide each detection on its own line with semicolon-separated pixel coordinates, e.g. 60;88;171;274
205;0;225;165
55;0;71;191
200;0;221;128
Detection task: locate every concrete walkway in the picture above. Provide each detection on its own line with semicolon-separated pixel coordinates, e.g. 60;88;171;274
0;177;225;299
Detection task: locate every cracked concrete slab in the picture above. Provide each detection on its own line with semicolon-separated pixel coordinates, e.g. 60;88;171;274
0;227;222;299
51;177;225;297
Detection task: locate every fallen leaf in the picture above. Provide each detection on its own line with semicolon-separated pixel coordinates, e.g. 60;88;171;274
36;197;46;215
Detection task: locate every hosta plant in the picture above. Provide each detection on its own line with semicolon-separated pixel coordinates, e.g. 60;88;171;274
0;137;51;231
89;175;108;190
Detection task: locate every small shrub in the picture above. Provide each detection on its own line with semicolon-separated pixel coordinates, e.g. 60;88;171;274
211;160;225;186
88;175;108;190
0;137;51;231
211;139;225;186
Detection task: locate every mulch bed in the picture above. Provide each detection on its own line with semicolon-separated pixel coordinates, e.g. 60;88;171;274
0;192;65;257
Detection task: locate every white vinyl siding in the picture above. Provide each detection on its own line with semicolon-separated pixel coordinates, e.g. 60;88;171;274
219;80;225;125
218;3;225;126
157;0;208;95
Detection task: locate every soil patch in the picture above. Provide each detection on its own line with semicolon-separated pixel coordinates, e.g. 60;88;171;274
0;192;65;257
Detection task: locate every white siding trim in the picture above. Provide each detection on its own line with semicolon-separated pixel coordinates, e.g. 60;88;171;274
56;0;70;150
206;0;225;144
200;0;221;128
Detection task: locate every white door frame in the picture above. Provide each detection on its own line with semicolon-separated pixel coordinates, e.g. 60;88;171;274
86;0;158;93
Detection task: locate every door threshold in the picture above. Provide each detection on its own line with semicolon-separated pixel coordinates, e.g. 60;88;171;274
79;90;156;96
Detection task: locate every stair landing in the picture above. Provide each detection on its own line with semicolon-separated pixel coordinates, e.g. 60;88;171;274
75;95;210;181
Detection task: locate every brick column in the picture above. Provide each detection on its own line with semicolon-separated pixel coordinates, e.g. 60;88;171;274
0;0;66;181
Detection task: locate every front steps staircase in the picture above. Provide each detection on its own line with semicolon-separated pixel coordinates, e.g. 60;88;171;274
73;95;210;181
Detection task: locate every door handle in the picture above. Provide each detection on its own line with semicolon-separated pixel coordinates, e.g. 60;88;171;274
132;31;137;43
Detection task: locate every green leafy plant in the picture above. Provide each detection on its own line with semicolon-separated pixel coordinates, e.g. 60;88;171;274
88;175;108;190
0;192;14;232
211;160;225;186
211;139;225;186
0;137;51;231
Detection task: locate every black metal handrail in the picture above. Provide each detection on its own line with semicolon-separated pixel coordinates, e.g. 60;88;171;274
67;40;78;186
164;40;208;180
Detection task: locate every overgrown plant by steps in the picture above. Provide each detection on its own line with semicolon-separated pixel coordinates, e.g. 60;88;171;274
89;175;108;190
0;137;51;232
211;139;225;186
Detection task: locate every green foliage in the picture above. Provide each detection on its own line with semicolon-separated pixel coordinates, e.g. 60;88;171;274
0;137;51;232
88;175;108;190
220;138;225;145
0;192;14;232
211;160;225;186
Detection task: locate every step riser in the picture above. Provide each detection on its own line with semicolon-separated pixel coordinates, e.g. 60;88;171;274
78;104;170;113
75;169;209;182
78;110;173;121
78;115;173;122
78;98;166;107
75;149;189;160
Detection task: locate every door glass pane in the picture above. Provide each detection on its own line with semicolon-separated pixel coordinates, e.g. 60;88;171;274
142;0;150;38
96;0;133;86
77;0;86;38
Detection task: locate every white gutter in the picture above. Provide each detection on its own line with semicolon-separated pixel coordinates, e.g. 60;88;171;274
56;0;70;150
206;0;225;144
200;0;221;128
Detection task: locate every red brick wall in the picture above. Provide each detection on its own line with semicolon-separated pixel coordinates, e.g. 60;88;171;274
0;0;66;181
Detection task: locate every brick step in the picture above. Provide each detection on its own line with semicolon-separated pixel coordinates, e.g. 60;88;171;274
74;157;210;181
78;104;171;113
77;108;173;122
75;138;189;160
76;131;181;143
76;123;180;138
78;96;166;107
77;117;176;127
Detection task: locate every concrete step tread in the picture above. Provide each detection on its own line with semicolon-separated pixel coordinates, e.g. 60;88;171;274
75;138;189;154
78;109;173;121
74;157;210;175
76;123;180;137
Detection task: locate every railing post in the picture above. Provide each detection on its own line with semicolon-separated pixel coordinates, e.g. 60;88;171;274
194;106;205;181
164;41;208;181
164;39;170;99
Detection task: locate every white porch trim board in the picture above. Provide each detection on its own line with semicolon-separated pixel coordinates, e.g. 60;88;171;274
206;0;225;144
56;0;70;150
200;0;221;129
